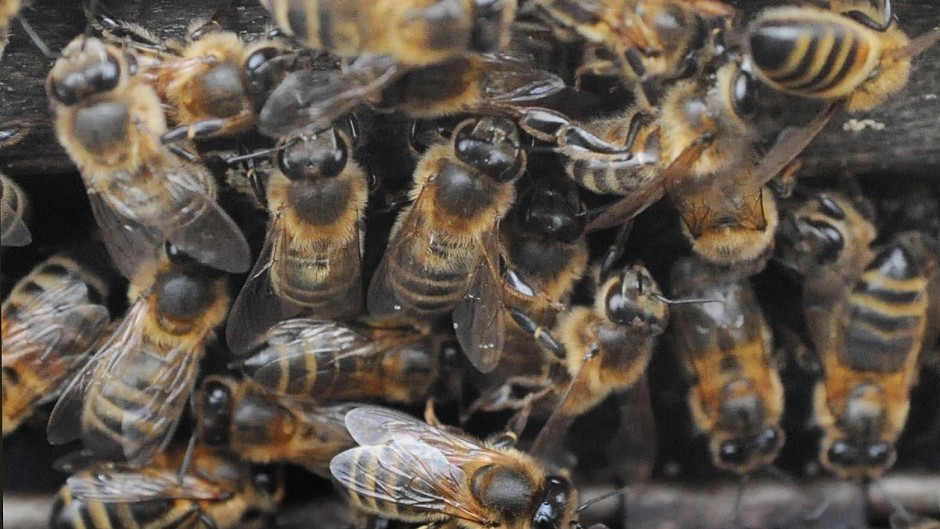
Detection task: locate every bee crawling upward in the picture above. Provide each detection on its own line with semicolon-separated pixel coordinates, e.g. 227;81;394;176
47;242;230;466
367;116;526;373
46;36;250;278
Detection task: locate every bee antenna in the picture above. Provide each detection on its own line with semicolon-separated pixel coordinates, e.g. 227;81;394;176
892;27;940;61
652;294;721;305
16;17;61;59
225;144;288;166
82;0;99;48
576;486;630;513
177;433;198;484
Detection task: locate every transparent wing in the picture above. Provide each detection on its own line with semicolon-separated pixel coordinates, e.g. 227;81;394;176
453;227;505;374
66;467;229;502
475;53;566;104
226;215;304;356
0;199;31;247
239;319;379;387
47;299;150;445
87;189;163;280
151;156;251;273
366;191;429;319
259;55;401;137
114;341;203;466
343;406;491;466
330;441;486;524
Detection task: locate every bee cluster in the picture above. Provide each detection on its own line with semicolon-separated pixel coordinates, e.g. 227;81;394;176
1;0;939;528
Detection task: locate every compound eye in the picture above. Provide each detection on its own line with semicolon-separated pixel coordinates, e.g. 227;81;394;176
532;476;571;529
251;465;281;496
520;189;584;242
827;441;862;467
754;427;781;455
91;54;122;93
604;280;634;324
198;380;232;445
51;80;79;106
866;443;893;466
454;120;522;182
806;220;844;264
732;71;758;117
718;440;749;465
817;196;846;220
278;134;349;180
245;47;282;96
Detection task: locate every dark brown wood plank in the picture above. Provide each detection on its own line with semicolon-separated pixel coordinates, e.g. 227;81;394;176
0;0;938;175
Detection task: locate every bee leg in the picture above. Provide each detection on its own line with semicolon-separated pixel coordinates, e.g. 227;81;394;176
509;308;566;360
573;58;621;90
162;110;256;143
198;510;220;529
515;107;575;143
423;398;443;427
165;142;201;163
767;159;801;199
600;219;635;279
177;432;197;484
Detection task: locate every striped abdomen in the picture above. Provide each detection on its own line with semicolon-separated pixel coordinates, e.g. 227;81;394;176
333;448;445;522
243;324;437;402
748;7;880;100
1;256;109;435
841;243;927;373
51;488;202;529
80;341;201;463
386;228;478;318
561;112;660;195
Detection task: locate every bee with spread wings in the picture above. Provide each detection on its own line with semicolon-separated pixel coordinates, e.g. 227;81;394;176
330;405;581;529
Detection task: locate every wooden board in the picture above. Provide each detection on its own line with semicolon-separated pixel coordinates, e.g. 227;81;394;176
0;0;938;177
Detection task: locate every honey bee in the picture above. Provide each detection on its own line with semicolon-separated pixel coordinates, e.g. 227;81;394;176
532;0;734;84
137;17;299;142
520;54;834;267
810;242;928;479
2;254;111;436
46;242;230;466
330;405;582;529
477;171;589;389
192;376;357;477
47;36;250;278
499;263;669;455
669;257;785;475
0;0;19;59
0;174;31;247
258;0;517;67
237;317;450;405
878;185;940;368
745;0;940;112
259;51;565;138
775;191;877;283
775;191;879;345
50;445;284;529
226;127;369;353
367;116;525;373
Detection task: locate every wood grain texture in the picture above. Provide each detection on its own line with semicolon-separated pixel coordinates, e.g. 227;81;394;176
0;0;938;175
